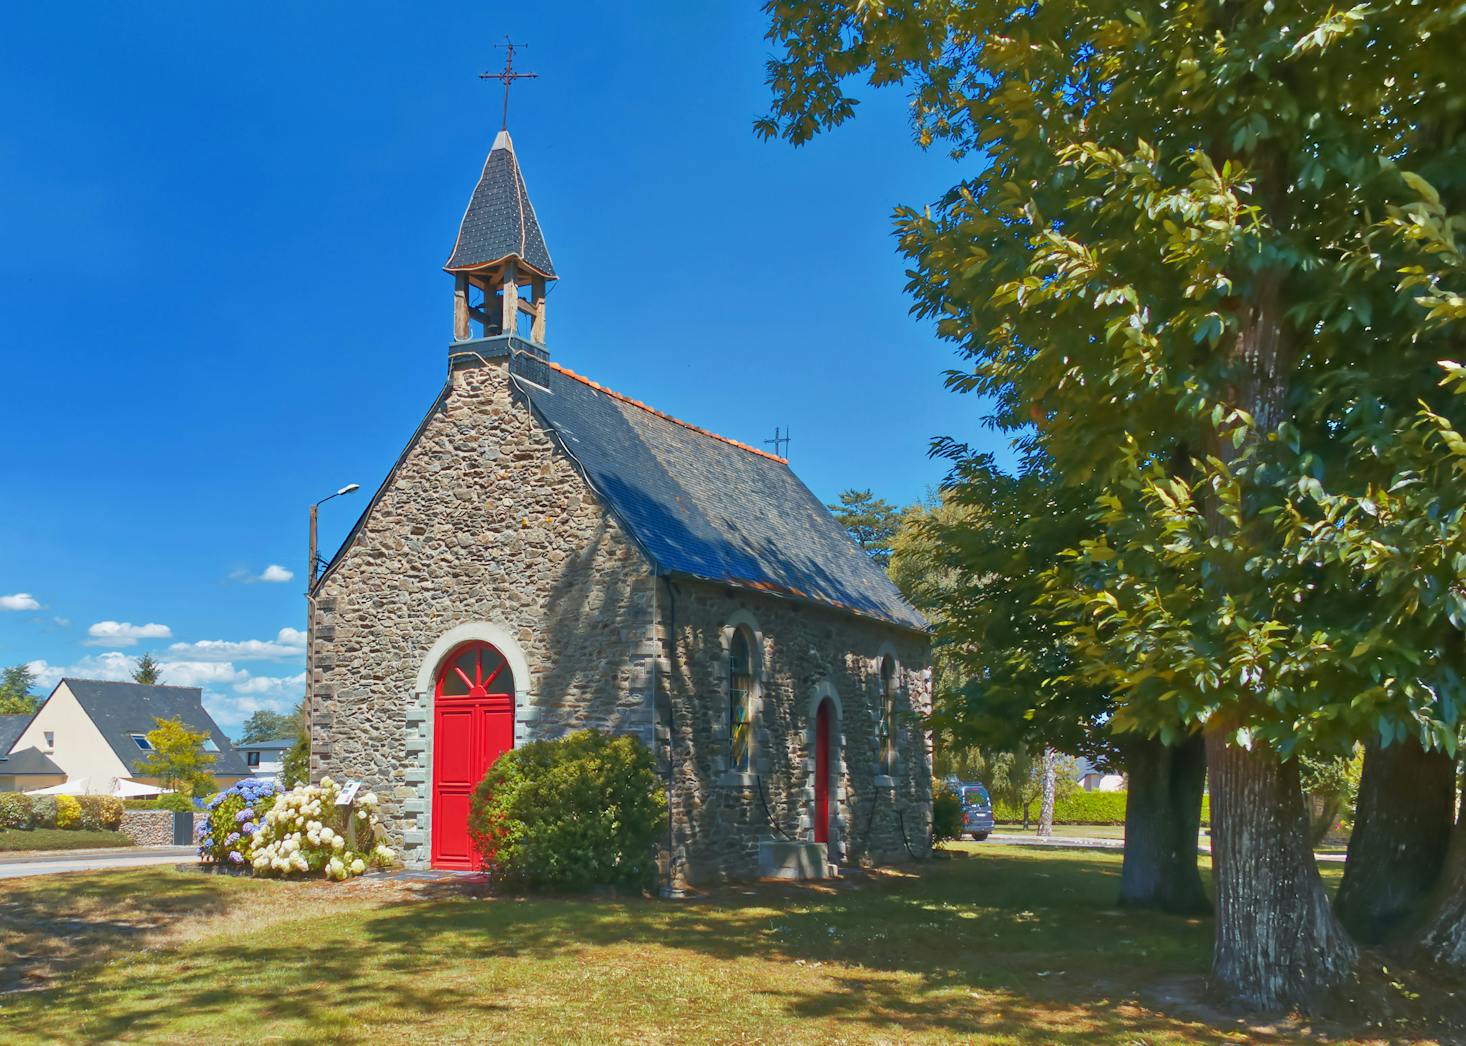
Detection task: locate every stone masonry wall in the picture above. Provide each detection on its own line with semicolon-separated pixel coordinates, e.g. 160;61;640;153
657;578;932;886
310;353;658;868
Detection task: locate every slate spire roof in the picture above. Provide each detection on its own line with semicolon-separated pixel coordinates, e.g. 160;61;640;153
445;130;557;279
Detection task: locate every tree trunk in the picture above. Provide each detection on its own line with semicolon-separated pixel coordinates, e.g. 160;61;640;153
1308;793;1342;849
1335;737;1455;945
1119;734;1210;914
1207;729;1357;1012
1418;818;1466;970
1038;748;1056;838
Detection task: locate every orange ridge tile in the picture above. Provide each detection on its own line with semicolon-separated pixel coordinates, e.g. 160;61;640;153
541;360;789;464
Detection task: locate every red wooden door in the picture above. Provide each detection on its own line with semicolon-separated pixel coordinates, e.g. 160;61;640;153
432;642;515;870
814;698;831;845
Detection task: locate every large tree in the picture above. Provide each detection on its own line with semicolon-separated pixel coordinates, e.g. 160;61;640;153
133;715;217;796
235;709;297;746
132;653;163;685
894;463;1208;913
0;664;39;715
827;488;903;567
761;0;1466;1011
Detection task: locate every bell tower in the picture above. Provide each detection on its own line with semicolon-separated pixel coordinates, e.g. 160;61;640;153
445;40;554;347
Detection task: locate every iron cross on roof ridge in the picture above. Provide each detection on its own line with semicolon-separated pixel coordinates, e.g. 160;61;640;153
480;36;538;131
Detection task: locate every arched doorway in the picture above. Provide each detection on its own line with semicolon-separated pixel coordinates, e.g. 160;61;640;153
431;640;515;869
814;697;833;845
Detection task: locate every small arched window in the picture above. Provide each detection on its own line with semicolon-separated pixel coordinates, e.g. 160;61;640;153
729;629;753;773
878;656;896;776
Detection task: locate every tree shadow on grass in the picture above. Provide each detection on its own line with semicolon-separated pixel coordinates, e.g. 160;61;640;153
0;851;1454;1044
0;868;266;994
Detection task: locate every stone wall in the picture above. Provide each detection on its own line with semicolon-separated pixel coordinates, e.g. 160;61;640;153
120;809;201;846
310;350;658;868
657;578;933;886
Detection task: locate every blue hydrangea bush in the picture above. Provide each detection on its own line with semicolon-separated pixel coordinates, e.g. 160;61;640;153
198;777;280;868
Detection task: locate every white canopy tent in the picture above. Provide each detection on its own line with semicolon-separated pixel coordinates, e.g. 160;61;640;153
25;777;91;796
25;777;170;799
112;778;166;798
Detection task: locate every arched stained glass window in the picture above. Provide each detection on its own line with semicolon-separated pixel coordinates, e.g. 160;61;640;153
879;656;896;776
729;629;753;773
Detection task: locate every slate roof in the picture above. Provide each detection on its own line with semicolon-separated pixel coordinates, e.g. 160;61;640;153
238;738;295;752
508;353;927;631
445;130;557;279
1;712;63;776
62;679;250;778
0;714;30;757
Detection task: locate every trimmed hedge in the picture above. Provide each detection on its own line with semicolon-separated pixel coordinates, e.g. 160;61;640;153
993;791;1211;827
55;794;82;829
0;793;125;831
0;792;30;830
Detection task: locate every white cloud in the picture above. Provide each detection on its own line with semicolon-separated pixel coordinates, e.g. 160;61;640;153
27;652;306;734
166;626;307;663
1;593;40;611
28;652;137;689
231;564;295;584
85;621;173;647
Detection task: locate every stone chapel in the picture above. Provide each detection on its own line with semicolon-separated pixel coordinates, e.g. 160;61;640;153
308;126;933;886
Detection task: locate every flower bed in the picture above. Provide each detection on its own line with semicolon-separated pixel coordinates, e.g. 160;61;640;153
250;777;394;880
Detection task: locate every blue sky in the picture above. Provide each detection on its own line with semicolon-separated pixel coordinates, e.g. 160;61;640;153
0;3;1005;733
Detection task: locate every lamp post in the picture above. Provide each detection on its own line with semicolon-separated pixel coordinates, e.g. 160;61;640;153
305;483;359;786
308;483;360;591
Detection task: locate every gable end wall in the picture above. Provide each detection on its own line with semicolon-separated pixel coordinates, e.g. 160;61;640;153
310;356;659;868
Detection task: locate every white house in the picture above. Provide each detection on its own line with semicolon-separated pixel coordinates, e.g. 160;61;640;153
236;738;293;782
1;678;250;794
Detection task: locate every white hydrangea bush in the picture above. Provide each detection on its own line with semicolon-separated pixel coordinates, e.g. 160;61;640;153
251;776;397;881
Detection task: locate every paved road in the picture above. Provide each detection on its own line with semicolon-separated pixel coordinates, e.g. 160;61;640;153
985;832;1346;863
0;846;198;880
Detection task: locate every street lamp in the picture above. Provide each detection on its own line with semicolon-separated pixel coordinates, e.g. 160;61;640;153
308;483;360;590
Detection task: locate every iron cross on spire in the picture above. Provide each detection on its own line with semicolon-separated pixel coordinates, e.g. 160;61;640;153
480;36;537;131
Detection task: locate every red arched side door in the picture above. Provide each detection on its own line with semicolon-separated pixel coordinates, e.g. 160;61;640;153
431;641;515;870
814;698;832;846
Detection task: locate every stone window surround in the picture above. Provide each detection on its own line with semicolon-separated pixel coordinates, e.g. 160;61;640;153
402;621;536;869
803;678;849;862
873;641;902;789
717;609;764;788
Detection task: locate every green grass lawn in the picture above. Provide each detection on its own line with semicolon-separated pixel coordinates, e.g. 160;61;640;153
0;844;1441;1044
0;828;134;852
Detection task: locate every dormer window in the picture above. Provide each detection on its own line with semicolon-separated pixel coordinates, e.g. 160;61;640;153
130;734;153;751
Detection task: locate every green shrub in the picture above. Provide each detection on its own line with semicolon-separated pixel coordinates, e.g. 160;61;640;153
991;790;1213;827
932;780;963;842
0;792;32;830
468;730;666;892
29;795;57;829
76;795;124;831
55;794;81;829
154;792;197;813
